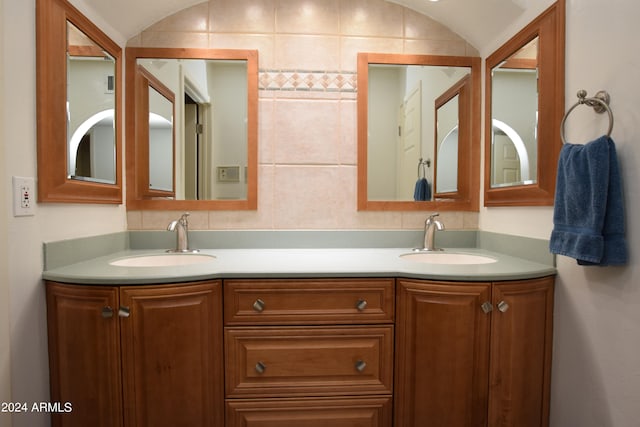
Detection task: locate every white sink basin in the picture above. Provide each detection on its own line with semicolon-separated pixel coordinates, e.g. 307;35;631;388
110;253;216;267
400;252;497;265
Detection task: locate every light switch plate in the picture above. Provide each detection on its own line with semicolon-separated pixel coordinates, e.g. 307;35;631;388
217;166;240;183
13;176;36;217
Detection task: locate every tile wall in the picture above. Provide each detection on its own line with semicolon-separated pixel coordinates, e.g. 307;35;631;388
126;0;480;231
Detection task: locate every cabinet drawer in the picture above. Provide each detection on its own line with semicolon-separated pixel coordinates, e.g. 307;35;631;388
226;396;392;427
224;279;395;325
225;326;394;398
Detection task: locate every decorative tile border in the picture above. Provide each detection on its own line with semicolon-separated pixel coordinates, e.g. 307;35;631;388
259;69;357;92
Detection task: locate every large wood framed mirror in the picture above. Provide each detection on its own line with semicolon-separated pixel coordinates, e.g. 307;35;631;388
126;48;258;210
484;0;565;206
357;53;481;211
36;0;122;203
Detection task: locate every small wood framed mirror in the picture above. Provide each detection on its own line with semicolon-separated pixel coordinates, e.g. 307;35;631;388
36;0;123;204
484;0;565;206
126;48;258;210
357;53;481;211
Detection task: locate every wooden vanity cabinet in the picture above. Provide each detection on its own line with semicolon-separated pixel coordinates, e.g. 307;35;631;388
223;278;395;427
47;274;553;427
46;284;123;427
46;280;224;427
395;276;554;427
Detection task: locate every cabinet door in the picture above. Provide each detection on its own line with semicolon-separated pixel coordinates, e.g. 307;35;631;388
489;277;554;427
46;282;123;427
226;397;392;427
120;281;224;427
395;280;491;427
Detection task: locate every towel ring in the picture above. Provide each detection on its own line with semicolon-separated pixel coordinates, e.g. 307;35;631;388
417;158;431;178
560;90;614;144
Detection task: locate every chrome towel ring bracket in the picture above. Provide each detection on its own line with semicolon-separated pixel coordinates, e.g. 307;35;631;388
560;90;614;144
417;158;431;178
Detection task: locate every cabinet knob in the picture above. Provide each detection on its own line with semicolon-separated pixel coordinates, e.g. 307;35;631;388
252;298;266;312
355;360;367;372
118;306;130;318
356;299;368;311
101;306;114;318
255;361;266;374
497;301;510;313
481;301;493;314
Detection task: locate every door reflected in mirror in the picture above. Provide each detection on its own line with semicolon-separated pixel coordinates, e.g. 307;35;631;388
358;52;480;211
490;37;538;188
367;64;470;202
66;20;117;184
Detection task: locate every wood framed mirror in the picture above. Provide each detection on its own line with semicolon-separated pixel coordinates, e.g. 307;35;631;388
136;65;176;198
36;0;123;204
484;0;565;206
126;48;258;210
357;53;481;211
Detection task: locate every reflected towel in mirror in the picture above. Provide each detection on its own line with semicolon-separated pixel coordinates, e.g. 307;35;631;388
413;177;431;201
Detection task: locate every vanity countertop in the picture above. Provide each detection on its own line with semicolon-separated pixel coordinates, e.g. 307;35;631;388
42;247;556;285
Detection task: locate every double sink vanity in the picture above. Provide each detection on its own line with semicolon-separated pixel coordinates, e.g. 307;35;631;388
36;0;565;424
43;230;555;427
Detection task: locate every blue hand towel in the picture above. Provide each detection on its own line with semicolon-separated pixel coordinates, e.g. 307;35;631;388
413;177;431;201
549;135;627;265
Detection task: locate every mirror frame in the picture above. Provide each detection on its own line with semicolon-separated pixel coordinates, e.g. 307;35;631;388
136;65;176;198
125;48;258;210
433;75;470;199
484;0;565;206
357;53;481;211
36;0;123;204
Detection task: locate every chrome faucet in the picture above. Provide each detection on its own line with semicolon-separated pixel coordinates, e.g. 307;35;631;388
167;213;197;253
419;213;445;252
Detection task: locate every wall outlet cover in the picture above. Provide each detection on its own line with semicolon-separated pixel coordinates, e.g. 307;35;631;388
13;176;36;217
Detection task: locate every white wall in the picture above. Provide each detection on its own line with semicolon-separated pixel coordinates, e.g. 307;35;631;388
4;0;639;425
0;0;13;425
480;1;640;425
2;1;127;426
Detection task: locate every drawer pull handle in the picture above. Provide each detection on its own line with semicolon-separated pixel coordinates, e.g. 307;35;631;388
356;299;368;311
481;301;493;314
252;299;265;312
101;306;114;318
255;361;266;374
118;306;130;318
498;301;510;313
355;360;367;372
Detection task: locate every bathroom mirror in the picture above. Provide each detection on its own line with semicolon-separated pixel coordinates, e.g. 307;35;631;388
126;48;258;210
484;0;565;206
37;0;122;203
434;76;470;197
136;65;176;197
357;53;481;211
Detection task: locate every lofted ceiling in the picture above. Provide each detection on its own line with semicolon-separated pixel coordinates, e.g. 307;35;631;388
76;0;529;51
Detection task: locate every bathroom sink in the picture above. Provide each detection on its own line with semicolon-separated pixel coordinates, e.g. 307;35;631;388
399;252;497;265
109;253;216;267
